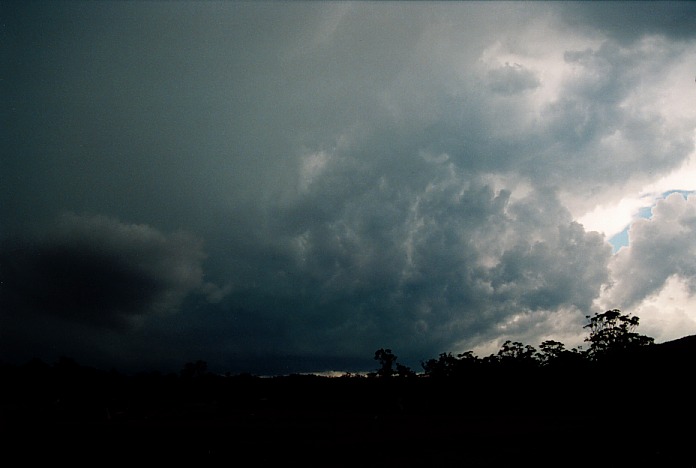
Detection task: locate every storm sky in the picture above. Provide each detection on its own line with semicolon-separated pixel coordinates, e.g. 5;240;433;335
2;1;696;375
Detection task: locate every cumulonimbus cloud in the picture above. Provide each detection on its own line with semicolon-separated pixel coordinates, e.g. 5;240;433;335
229;147;613;366
3;2;696;374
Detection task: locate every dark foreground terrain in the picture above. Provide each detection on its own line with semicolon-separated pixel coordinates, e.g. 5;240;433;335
2;340;696;467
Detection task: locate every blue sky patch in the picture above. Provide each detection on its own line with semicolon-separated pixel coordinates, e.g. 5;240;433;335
608;191;693;253
608;227;630;253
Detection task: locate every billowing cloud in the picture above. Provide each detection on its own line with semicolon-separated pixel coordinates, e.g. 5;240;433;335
601;193;696;310
203;158;611;370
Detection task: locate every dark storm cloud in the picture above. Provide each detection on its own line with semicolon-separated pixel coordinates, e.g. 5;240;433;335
0;1;326;235
210;155;611;369
2;1;695;374
0;213;215;329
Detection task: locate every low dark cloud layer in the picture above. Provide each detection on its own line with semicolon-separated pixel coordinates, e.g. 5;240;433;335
2;2;696;374
0;212;225;326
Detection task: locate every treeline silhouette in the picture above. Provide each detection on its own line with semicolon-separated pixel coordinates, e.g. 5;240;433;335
2;310;695;466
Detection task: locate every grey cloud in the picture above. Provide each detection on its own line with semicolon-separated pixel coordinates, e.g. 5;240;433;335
487;63;541;95
559;2;696;43
0;213;216;329
3;2;692;374
490;221;610;311
371;33;694;213
525;40;693;204
604;194;696;309
5;2;690;236
220;155;612;370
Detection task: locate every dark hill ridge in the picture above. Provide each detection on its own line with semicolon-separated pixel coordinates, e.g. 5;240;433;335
629;334;696;371
655;334;696;353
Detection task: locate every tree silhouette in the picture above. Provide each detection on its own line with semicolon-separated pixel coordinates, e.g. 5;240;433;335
495;340;537;370
537;340;585;368
421;351;479;378
180;360;208;379
537;340;567;366
421;352;460;378
395;362;416;378
374;348;397;378
584;309;654;360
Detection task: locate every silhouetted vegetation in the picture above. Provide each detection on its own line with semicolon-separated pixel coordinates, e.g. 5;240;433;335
1;309;694;466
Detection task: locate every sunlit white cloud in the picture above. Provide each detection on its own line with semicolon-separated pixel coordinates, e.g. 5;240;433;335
578;147;696;246
628;275;696;344
597;193;696;342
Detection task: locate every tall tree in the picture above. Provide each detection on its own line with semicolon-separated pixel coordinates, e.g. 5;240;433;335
584;309;654;360
374;348;397;378
496;340;537;368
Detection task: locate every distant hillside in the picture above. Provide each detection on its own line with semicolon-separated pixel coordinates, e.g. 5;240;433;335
655;334;696;352
642;334;696;366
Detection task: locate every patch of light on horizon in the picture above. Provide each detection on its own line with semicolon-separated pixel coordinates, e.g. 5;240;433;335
465;307;588;358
